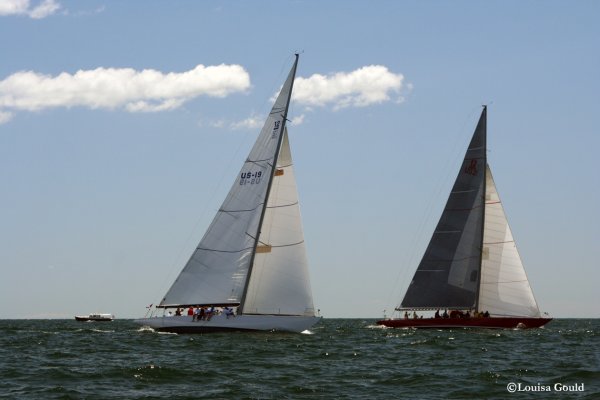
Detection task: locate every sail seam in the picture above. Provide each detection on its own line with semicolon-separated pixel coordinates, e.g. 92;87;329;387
270;107;285;115
246;158;272;165
452;189;478;194
255;240;305;250
266;201;298;209
445;204;484;211
421;255;480;263
483;240;514;245
195;246;254;254
220;204;263;214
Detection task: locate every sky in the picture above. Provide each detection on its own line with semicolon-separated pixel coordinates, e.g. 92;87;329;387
0;0;598;319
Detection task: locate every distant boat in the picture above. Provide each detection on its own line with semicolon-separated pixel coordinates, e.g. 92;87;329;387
135;55;319;333
378;106;552;329
75;313;114;322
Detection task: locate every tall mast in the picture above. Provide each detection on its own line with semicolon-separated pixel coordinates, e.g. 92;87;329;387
238;54;299;314
474;105;487;312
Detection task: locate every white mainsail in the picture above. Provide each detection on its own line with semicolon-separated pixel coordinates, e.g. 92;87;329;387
478;165;541;317
158;56;314;317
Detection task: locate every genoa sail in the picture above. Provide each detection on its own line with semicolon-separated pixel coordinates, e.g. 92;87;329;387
158;56;314;316
478;165;541;317
241;128;315;316
401;107;487;309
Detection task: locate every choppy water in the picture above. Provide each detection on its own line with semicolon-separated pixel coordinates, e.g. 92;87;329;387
0;319;598;399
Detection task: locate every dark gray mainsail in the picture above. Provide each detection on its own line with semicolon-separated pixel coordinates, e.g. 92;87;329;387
401;107;487;309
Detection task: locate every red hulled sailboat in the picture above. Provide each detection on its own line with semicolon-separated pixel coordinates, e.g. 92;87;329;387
378;107;552;329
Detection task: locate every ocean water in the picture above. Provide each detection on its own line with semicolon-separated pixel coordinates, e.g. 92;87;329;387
0;319;597;399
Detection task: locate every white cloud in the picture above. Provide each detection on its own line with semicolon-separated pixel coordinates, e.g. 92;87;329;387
208;112;304;131
291;114;305;125
230;114;263;130
0;110;13;124
0;64;251;121
292;65;405;110
0;0;60;18
209;120;225;129
28;0;59;19
0;0;28;15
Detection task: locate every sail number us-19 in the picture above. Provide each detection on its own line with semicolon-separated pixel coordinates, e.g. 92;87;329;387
240;171;263;185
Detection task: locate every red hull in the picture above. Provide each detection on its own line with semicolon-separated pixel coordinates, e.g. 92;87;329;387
376;317;552;329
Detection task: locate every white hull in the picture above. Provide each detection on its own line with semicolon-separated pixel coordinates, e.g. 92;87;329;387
134;313;320;333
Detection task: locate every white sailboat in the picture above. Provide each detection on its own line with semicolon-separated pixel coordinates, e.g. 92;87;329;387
135;55;319;333
378;106;551;329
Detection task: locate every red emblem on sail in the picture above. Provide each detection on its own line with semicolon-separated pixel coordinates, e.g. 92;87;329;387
464;159;478;176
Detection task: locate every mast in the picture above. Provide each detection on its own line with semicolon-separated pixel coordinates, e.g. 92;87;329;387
238;54;299;314
474;105;487;312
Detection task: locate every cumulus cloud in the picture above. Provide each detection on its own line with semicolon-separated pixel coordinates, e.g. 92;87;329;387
0;0;60;19
292;65;405;110
0;64;251;123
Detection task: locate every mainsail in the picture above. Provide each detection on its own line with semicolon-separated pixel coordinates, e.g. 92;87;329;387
401;108;487;309
159;56;314;316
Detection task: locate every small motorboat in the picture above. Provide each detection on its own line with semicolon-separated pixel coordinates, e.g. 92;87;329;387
74;313;114;322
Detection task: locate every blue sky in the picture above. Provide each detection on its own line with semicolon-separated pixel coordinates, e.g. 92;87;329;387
1;0;598;319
